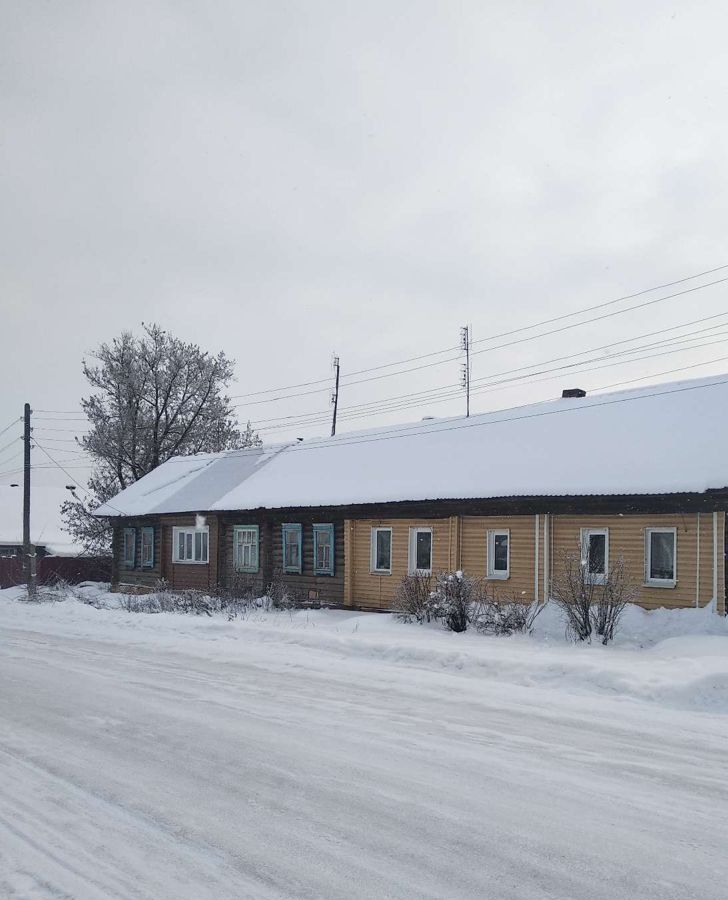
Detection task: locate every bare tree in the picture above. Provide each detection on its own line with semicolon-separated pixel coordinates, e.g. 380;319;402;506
551;548;637;644
62;324;261;554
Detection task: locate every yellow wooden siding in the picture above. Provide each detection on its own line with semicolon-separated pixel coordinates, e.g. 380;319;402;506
460;516;539;601
348;511;725;613
349;518;452;609
549;513;724;612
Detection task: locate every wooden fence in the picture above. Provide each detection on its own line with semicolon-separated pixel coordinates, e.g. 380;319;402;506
0;556;111;590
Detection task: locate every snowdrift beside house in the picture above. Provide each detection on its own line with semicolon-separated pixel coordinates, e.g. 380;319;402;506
2;584;728;713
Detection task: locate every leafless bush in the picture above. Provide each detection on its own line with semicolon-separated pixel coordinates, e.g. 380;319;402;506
118;588;217;615
551;550;636;644
215;574;260;619
264;572;299;610
432;571;480;632
174;589;216;616
392;573;436;623
591;556;637;644
474;594;547;635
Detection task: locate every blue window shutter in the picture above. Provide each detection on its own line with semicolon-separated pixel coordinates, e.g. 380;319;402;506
313;524;335;576
282;524;302;574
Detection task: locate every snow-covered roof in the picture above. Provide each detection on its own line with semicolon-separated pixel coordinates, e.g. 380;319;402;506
0;485;83;555
94;373;728;518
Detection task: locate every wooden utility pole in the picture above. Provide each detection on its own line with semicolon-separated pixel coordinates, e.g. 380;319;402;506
330;355;341;436
460;326;471;418
22;402;36;597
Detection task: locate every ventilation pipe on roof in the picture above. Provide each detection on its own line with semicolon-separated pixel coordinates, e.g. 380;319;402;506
561;388;586;398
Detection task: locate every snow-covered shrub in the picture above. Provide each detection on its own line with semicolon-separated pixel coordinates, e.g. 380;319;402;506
551;550;636;644
265;573;299;610
392;573;437;623
118;588;217;615
428;571;492;632
474;594;547;635
174;589;216;616
434;571;474;632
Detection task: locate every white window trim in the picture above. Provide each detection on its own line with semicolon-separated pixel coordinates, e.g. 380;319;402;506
408;526;433;576
233;525;259;573
370;527;393;574
645;527;677;587
580;527;609;585
141;526;155;569
172;525;210;565
122;527;136;568
486;529;510;580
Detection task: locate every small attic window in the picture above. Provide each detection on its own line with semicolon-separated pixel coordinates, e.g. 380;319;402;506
562;388;586;398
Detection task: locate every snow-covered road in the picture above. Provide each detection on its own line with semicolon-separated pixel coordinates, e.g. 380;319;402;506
1;601;727;899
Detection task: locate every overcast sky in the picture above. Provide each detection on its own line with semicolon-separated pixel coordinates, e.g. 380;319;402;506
2;1;728;491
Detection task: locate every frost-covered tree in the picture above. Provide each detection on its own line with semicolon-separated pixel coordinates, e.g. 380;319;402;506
62;324;261;554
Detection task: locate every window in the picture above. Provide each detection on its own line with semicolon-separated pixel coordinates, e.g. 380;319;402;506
487;529;510;579
370;527;392;574
141;526;155;568
580;528;608;584
122;527;136;568
282;524;302;574
234;525;259;573
313;524;335;576
645;528;676;585
408;527;433;575
172;526;209;564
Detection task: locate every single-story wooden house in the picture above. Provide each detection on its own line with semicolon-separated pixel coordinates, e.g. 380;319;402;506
95;374;728;614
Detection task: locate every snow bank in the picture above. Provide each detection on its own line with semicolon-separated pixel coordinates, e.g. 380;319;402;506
2;586;727;714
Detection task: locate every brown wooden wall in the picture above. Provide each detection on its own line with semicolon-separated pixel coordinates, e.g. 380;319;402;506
113;518;164;590
217;510;346;604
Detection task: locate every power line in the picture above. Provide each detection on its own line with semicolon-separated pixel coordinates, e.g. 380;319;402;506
0;417;22;440
0;435;21;456
114;371;728;466
249;324;728;434
24;265;728;424
285;375;728;453
468;262;728;348
222;261;728;401
230;275;728;410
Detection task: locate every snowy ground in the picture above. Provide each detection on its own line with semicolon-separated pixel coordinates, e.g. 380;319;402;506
1;588;728;899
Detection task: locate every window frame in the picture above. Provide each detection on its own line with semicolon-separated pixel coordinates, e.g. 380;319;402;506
172;525;210;565
141;526;155;569
233;524;259;573
408;526;433;576
312;523;335;576
122;527;136;569
580;527;609;585
645;527;677;587
282;523;303;574
486;528;510;580
370;527;393;575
